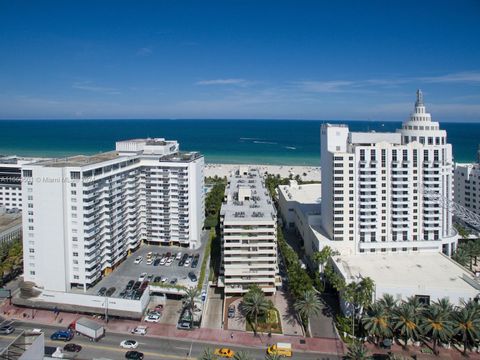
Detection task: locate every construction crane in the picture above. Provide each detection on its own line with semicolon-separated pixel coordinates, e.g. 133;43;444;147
422;186;480;231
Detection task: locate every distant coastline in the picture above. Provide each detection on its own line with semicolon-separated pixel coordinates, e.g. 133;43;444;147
0;119;478;165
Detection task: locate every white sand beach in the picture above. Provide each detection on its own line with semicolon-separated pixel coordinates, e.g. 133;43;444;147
205;163;321;182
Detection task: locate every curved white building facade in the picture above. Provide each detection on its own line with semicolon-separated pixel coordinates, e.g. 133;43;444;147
320;91;457;256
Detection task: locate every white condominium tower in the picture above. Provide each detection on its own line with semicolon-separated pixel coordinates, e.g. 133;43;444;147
220;167;279;295
321;90;457;255
454;146;480;220
22;139;204;292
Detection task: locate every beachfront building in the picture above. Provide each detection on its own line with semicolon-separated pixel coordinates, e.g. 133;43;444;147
277;91;478;309
0;156;41;211
219;167;279;295
22;138;204;292
320;90;457;256
454;148;480;219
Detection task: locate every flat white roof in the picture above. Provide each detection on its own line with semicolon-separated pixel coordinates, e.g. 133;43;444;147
334;252;480;296
278;183;321;205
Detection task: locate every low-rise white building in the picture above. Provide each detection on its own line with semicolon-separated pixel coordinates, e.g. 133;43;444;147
332;252;480;311
22;138;204;293
220;167;279;295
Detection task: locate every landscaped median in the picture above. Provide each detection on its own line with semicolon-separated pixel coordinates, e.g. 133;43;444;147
197;228;214;291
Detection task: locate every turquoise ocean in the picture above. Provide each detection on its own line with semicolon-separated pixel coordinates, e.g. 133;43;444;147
0;120;478;166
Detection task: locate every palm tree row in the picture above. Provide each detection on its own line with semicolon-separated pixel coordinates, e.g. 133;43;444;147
452;239;480;271
361;294;480;356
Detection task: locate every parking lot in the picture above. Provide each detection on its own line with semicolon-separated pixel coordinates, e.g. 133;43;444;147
87;231;209;300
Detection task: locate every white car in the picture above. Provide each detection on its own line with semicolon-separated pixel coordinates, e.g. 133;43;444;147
134;256;143;264
144;313;161;323
138;272;147;282
159;257;167;265
131;326;147;335
184;259;191;267
166;258;173;266
120;339;139;349
175;252;182;260
146;258;154;265
161;276;168;283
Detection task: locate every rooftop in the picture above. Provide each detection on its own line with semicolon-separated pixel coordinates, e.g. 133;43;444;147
221;167;276;222
334;252;480;296
33;151;122;168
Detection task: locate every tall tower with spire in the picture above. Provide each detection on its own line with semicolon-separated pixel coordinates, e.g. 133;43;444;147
398;90;455;252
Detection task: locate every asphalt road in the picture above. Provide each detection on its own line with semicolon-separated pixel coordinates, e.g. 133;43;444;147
0;320;341;360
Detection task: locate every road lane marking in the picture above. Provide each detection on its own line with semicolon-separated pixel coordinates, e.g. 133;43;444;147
45;340;193;359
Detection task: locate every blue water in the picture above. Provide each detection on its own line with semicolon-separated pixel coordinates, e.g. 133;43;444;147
0;120;478;166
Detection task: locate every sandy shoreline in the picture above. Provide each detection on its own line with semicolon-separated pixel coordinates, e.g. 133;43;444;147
205;163;321;182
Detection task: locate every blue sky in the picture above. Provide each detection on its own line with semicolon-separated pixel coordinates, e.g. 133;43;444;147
0;0;479;121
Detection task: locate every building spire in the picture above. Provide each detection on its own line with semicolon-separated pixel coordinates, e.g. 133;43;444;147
415;89;424;107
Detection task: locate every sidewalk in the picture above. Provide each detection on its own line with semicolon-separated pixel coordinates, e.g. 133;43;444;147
1;302;345;356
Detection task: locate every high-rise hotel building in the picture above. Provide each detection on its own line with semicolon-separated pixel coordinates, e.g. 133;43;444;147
22;139;204;292
220;167;279;295
321;91;457;255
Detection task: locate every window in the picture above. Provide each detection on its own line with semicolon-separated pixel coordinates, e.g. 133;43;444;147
30;271;35;275
29;248;35;253
73;252;78;257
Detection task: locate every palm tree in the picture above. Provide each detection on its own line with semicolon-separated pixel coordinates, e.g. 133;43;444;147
242;289;269;334
233;351;253;360
377;294;397;313
293;290;322;337
264;353;282;360
393;303;421;349
405;296;426;315
452;306;480;356
420;305;453;355
433;297;454;314
345;341;371;360
200;348;218;360
362;303;392;346
183;286;200;328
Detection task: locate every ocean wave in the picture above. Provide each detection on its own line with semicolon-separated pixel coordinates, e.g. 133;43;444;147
239;137;261;140
253;141;278;145
285;146;296;150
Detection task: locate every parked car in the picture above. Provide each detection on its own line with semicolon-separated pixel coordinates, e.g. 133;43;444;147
126;280;135;290
51;330;74;341
63;343;82;352
138;273;147;282
97;287;107;296
144;313;161;323
184;259;191;267
146;258;154;265
160;276;168;283
131;326;147;335
188;272;197;282
175;252;182;260
166;258;173;266
133;281;141;290
153;259;161;266
228;305;235;318
154;304;164;312
170;278;178;285
134;256;143;264
0;325;14;335
120;339;139;349
177;321;192;330
106;287;116;297
146;274;154;281
179;253;188;266
192;254;200;268
153;276;161;283
125;350;144;360
159;257;167;266
119;289;128;298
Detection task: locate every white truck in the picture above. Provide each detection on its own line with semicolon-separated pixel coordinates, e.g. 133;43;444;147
70;317;105;341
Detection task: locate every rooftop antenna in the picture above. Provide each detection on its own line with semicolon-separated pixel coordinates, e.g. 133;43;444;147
415;89;424;107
